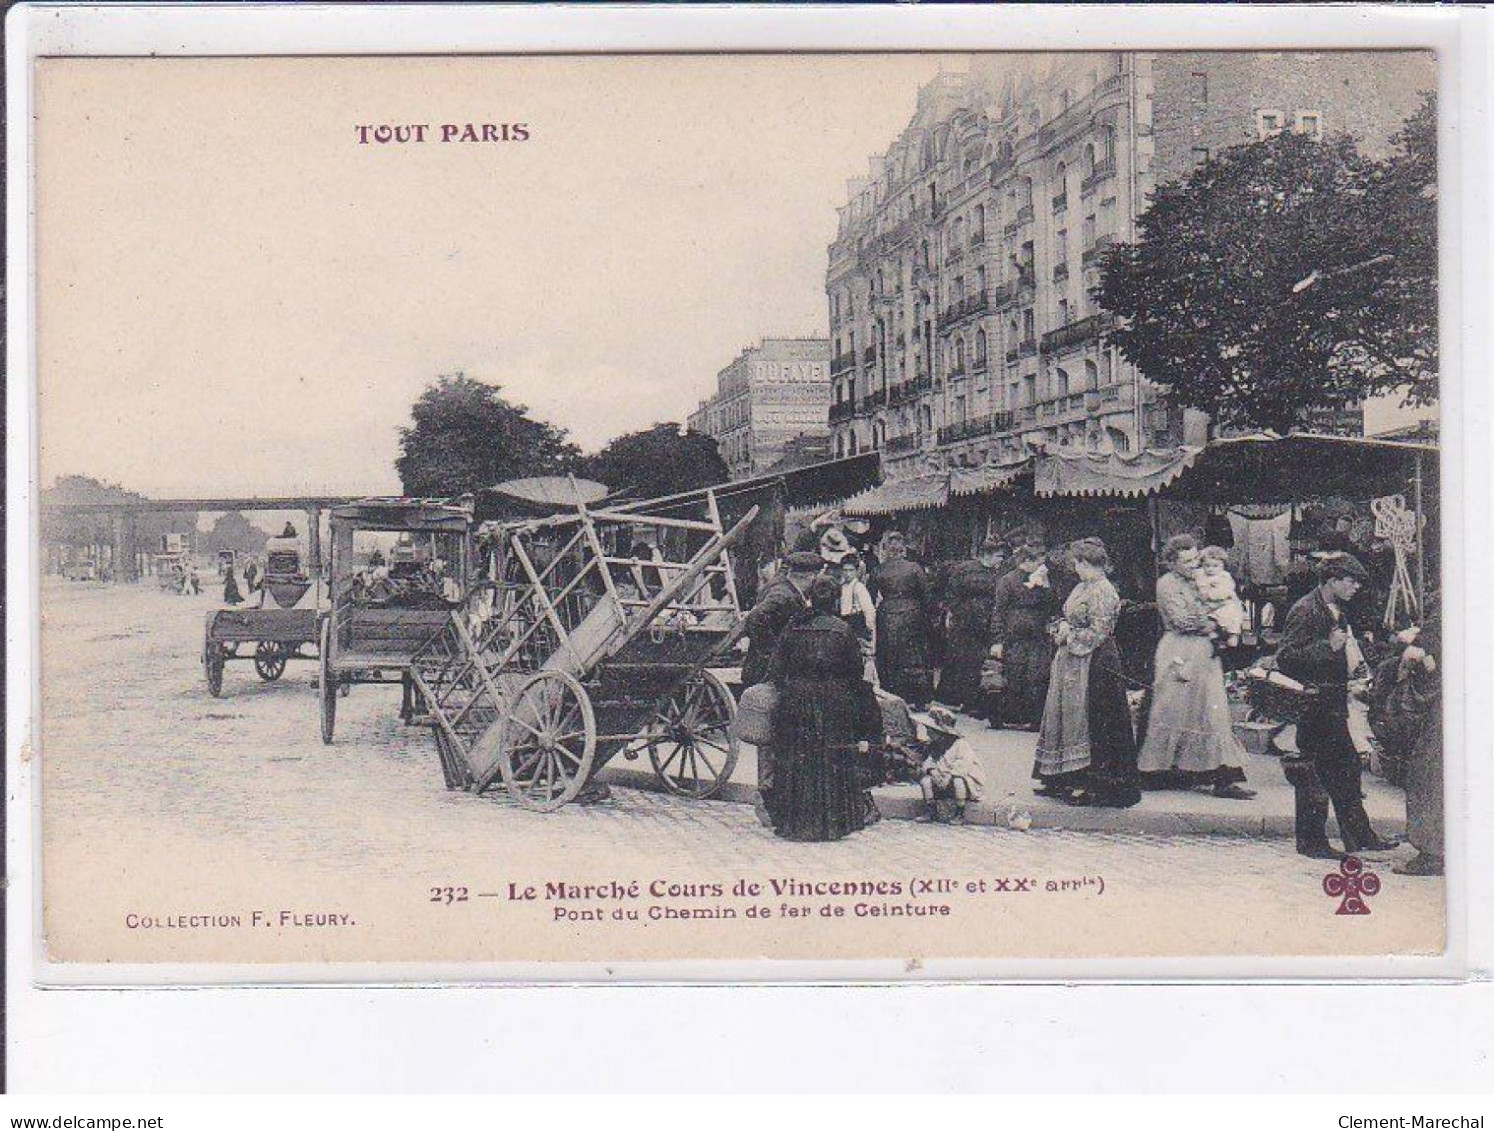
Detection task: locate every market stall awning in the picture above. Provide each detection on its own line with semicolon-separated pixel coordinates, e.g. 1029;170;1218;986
1034;448;1201;498
1033;433;1437;502
841;472;949;517
950;459;1033;498
1162;432;1437;503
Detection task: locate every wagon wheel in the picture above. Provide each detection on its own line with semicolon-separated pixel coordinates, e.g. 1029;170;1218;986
204;642;226;698
497;670;596;812
647;668;738;799
254;641;288;682
318;617;337;744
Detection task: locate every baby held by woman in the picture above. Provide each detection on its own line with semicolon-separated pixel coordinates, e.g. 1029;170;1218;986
1195;545;1245;648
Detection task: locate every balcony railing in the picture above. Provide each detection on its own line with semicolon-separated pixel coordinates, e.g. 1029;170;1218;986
947;245;965;265
969;232;986;249
830;351;857;376
887;375;934;407
1040;313;1109;356
828;401;855;424
884;433;920;455
988;280;1018;308
1081;159;1118;196
936;411;1018;446
946;365;967;382
1017;204;1035;224
860;387;888;412
973;355;989;374
1081;235;1117;270
1052;192;1068;214
1019;338;1038;358
938;291;990;329
1053;262;1070;283
1005;348;1020;364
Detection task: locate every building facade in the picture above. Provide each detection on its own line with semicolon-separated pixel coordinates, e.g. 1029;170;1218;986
825;51;1435;480
687;337;832;480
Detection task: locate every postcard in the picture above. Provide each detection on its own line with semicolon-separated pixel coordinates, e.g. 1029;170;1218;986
24;45;1458;978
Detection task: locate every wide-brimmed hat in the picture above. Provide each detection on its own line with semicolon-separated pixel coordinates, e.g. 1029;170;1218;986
784;551;824;573
819;527;854;564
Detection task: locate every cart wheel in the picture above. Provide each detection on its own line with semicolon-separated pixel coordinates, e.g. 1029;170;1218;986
319;617;337;744
498;670;596;812
648;668;739;799
254;642;288;682
205;643;225;698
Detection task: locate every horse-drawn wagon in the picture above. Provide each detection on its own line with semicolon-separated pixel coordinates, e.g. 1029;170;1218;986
410;484;756;811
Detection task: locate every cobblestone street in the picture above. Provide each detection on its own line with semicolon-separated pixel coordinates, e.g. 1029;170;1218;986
37;581;1445;967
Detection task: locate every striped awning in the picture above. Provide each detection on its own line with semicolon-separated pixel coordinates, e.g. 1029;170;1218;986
950;459;1032;498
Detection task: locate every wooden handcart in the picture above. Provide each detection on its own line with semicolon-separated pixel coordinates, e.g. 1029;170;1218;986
318;498;475;743
410;486;756;811
202;533;321;696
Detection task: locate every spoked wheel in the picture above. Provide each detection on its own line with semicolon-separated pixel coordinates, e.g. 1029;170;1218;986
497;670;596;812
204;642;226;698
254;641;288;682
647;669;739;799
318;617;337;744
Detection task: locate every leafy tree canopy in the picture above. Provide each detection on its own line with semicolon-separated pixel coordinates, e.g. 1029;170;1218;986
396;373;579;497
576;423;729;502
1096;96;1436;435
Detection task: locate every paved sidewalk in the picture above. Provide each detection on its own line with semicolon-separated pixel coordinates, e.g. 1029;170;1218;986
603;676;1408;840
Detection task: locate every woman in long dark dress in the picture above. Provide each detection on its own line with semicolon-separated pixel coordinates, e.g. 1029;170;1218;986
1032;539;1141;807
872;531;935;708
934;537;1005;715
768;576;885;842
988;536;1059;729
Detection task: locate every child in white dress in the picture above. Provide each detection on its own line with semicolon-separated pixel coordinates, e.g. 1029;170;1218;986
1196;545;1245;647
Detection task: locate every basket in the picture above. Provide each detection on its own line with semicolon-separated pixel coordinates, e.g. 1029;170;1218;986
1244;664;1316;725
733;681;778;746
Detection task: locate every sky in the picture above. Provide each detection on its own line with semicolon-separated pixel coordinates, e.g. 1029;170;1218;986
36;54;964;498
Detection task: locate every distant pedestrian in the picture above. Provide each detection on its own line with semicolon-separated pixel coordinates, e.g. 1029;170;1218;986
872;531;935;709
222;567;244;606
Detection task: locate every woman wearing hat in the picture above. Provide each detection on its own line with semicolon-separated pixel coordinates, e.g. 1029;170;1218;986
1033;538;1140;807
767;576;885;841
871;531;936;709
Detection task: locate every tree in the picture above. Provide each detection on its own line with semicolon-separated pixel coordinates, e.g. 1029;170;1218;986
202;511;270;558
576;423;729;502
395;373;579;497
1096;104;1437;435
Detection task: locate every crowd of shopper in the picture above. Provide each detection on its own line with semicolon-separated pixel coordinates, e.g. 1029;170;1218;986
733;520;1440;866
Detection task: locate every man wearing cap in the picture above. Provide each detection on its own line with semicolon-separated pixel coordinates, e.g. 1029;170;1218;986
1277;552;1400;859
934;537;1007;716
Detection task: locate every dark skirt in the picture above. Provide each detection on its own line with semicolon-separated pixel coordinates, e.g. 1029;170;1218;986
1000;633;1054;727
770;675;869;842
876;601;933;707
1083;639;1141;806
935;632;988;712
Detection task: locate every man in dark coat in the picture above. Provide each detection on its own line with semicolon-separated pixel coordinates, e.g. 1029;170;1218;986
934;537;1006;716
740;551;818;689
1277;552;1400;859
